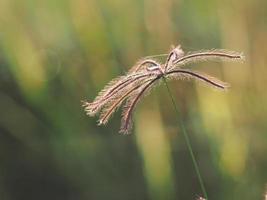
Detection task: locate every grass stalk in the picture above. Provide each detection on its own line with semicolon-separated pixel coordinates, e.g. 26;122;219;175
163;77;208;200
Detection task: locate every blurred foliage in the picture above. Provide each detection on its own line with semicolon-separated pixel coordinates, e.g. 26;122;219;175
0;0;266;199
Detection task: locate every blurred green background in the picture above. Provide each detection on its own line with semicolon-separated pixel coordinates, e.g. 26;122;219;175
0;0;266;199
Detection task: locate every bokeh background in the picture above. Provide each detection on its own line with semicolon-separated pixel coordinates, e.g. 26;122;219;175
0;0;266;199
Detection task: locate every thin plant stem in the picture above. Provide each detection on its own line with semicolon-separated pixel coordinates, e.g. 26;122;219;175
162;77;208;200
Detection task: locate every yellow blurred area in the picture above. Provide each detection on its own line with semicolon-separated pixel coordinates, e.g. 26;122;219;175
197;86;248;177
0;0;46;95
3;32;46;94
135;97;175;200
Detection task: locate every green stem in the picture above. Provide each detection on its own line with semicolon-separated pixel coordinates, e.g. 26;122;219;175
163;77;208;200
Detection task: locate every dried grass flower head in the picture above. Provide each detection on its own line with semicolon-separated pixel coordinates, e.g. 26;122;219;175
82;45;244;134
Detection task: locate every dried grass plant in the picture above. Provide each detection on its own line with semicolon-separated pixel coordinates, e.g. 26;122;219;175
82;45;244;199
83;45;243;134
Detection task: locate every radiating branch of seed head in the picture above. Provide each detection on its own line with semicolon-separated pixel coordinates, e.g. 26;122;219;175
128;59;160;73
166;69;229;90
171;49;244;70
120;77;161;134
98;77;156;125
83;73;153;116
164;45;185;71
